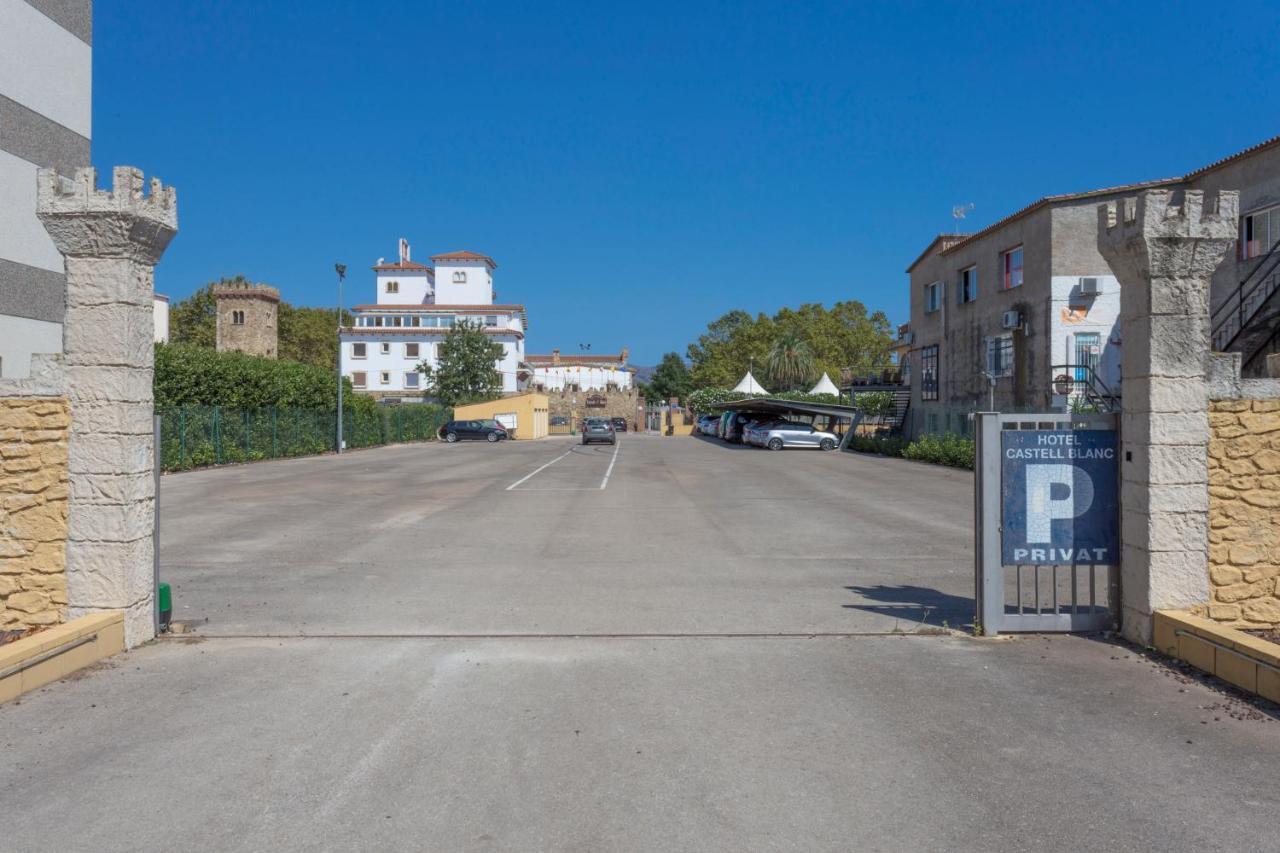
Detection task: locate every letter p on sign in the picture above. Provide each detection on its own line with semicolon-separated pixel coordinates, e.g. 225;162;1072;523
1025;464;1094;543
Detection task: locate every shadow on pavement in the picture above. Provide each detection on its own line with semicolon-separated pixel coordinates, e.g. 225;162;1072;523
843;584;974;631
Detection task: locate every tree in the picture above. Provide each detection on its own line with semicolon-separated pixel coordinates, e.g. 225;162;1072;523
686;301;893;391
278;303;351;370
765;331;817;392
417;320;504;407
646;352;693;403
167;275;351;370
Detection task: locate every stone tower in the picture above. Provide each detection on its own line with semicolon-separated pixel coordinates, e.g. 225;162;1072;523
214;282;279;359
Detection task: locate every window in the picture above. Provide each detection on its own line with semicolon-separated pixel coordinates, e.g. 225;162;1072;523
959;267;977;303
386;280;400;294
411;316;421;327
1074;332;1101;382
231;310;245;325
985;335;1013;378
1002;247;1024;290
452;270;467;283
1243;205;1280;259
380;342;391;355
920;345;939;401
405;343;420;358
373;316;384;327
925;282;943;313
485;315;498;327
391;316;402;328
351;343;367;359
352;371;367;388
404;371;420;389
379;371;391;385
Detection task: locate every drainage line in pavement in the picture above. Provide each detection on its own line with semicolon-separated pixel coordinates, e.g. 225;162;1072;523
162;631;956;640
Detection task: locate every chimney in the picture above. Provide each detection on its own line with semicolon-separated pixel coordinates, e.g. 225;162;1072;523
620;346;629;365
552;348;560;366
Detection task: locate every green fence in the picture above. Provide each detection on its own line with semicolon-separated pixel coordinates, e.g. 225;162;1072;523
158;404;451;471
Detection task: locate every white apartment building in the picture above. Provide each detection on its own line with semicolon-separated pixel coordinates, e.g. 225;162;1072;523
526;350;634;391
0;0;92;377
339;242;527;400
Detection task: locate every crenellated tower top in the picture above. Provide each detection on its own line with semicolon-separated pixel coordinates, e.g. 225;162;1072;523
37;166;178;263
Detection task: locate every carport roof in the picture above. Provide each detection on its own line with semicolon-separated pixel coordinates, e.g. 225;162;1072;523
703;398;859;419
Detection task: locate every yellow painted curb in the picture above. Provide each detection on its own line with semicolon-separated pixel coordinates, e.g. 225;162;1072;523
0;612;125;705
1154;610;1280;703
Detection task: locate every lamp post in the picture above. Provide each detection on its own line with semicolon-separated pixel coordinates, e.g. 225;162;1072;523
335;263;346;454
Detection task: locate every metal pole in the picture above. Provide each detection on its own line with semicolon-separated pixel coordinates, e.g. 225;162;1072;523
975;411;1004;636
153;415;161;636
335;263;346;453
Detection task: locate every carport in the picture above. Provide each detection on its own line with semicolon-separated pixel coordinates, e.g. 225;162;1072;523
704;398;864;450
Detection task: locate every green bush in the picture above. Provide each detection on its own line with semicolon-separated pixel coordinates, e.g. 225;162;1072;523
685;386;840;414
155;342;346;409
853;391;895;418
847;434;906;457
902;433;975;469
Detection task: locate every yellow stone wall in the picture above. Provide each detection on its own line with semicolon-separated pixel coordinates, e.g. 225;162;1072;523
0;399;70;630
1204;399;1280;627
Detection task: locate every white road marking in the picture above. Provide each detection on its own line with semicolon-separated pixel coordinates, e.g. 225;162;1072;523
599;441;621;490
505;448;575;491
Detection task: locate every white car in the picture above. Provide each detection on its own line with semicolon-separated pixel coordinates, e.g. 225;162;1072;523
753;421;839;451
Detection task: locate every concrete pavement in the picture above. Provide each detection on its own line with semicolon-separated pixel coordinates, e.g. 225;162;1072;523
2;435;1277;851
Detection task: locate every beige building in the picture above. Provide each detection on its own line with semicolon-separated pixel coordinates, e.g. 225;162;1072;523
214;282;279;359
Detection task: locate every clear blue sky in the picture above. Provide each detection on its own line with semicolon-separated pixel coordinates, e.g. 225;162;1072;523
92;2;1279;365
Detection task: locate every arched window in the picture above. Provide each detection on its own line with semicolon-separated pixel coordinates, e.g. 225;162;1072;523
386;280;400;294
232;310;245;325
452;270;467;283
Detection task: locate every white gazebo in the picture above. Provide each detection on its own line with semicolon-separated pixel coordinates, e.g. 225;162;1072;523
808;372;839;396
732;371;770;395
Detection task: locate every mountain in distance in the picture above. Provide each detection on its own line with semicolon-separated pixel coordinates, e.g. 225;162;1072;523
631;364;656;384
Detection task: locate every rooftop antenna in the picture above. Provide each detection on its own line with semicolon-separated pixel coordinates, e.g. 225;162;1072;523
952;203;974;234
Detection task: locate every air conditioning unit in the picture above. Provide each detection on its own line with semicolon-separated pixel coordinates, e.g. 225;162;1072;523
1001;310;1022;330
1079;277;1101;296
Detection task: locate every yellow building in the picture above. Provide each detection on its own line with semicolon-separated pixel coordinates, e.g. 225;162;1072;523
452;392;550;439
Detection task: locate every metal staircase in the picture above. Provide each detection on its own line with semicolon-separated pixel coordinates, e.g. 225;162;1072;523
1050;364;1120;413
1212;243;1280;371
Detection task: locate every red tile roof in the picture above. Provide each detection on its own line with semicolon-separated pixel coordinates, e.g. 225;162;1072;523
906;234;971;273
430;250;497;269
1184;133;1280;180
372;261;434;273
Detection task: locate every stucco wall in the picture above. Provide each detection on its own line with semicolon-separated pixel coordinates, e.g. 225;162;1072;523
0;397;70;630
1202;399;1280;626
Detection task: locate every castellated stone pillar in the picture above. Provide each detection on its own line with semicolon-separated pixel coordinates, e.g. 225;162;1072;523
37;166;178;647
1098;189;1237;643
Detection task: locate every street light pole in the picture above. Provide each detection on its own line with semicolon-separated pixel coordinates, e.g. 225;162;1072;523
335;263;346;454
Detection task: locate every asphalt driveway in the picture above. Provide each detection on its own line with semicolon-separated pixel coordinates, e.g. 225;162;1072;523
3;435;1276;852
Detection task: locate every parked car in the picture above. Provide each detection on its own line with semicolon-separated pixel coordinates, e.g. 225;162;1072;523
717;411;734;439
722;412;753;443
581;416;617;446
439;419;509;443
611;417;629;432
742;419;784;447
755;421;839;451
697;414;720;435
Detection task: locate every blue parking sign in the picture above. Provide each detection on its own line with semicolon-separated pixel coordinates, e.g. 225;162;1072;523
1001;430;1119;565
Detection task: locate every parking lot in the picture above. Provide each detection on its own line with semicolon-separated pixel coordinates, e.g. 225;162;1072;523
3;435;1278;851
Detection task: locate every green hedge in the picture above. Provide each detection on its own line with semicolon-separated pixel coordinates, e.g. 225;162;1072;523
685;387;840;414
158;403;450;471
155;342;344;409
845;432;974;470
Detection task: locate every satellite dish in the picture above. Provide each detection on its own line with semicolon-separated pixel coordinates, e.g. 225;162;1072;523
376;257;384;265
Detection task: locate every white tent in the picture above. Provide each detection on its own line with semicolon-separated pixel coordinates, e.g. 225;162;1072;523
732;371;770;394
808;372;839;396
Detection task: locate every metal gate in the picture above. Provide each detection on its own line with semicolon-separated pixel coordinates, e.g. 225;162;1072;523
974;411;1119;635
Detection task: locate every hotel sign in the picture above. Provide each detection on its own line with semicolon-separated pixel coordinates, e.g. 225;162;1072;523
1000;430;1118;565
585;393;607;408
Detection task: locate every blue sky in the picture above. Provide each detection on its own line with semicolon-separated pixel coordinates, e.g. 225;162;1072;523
93;2;1280;364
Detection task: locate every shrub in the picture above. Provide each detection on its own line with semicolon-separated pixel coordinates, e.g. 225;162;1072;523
848;434;905;457
853;391;895;419
684;386;841;414
902;433;975;469
155;342;346;409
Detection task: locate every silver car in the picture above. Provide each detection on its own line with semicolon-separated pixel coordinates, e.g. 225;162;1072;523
755;421;839;451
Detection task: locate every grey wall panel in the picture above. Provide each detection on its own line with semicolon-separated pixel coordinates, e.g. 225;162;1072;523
0;94;90;173
21;0;91;45
0;257;65;323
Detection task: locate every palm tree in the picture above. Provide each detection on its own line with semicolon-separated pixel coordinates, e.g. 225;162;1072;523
765;332;816;391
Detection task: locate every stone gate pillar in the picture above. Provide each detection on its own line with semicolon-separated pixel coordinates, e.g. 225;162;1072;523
1098;189;1237;643
37;167;178;647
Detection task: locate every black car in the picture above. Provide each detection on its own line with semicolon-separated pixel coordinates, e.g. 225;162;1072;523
611;417;628;432
581;416;617;446
439;419;509;443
